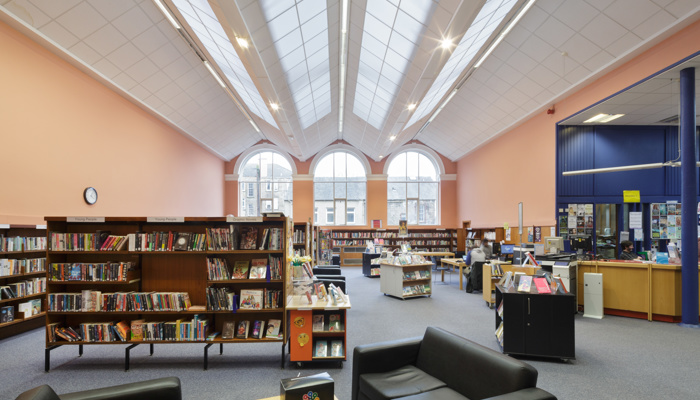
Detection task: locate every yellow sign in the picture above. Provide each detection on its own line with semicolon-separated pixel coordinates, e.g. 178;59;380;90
623;190;640;203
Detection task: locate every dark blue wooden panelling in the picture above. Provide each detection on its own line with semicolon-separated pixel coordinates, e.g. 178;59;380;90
665;126;681;196
593;126;666;196
558;126;595;196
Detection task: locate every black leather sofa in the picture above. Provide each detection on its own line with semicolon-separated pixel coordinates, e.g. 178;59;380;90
352;327;557;400
15;377;181;400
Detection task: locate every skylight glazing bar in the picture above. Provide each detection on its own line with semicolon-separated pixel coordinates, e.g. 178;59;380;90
405;0;518;128
352;0;435;131
172;0;278;128
261;0;332;130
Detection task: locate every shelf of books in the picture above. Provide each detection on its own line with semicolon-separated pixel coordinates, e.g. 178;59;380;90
1;224;47;340
328;228;457;266
293;222;311;261
379;255;433;299
44;216;293;371
286;294;351;366
316;228;333;265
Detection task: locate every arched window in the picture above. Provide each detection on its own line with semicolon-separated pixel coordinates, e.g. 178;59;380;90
387;151;439;225
313;151;367;225
239;151;293;217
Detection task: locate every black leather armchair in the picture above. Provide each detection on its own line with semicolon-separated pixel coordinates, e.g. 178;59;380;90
15;377;181;400
314;266;341;275
352;327;556;400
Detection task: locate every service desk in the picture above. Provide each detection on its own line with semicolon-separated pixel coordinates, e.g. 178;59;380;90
578;260;700;322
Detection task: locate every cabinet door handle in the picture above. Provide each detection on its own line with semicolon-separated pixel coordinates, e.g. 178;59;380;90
528;297;530;314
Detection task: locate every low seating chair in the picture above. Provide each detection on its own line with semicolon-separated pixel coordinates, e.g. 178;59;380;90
15;377;181;400
352;327;556;400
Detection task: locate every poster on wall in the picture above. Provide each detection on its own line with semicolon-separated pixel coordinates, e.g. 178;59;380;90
534;226;541;242
527;227;533;242
558;216;568;239
651;202;681;240
398;219;408;238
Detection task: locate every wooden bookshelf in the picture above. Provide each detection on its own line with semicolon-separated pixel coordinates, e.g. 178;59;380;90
328;228;457;266
0;224;47;340
44;216;293;371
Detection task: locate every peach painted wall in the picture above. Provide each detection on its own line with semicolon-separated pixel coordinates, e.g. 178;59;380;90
225;143;459;228
0;21;224;225
456;19;700;229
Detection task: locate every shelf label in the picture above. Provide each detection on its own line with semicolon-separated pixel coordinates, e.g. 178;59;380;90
0;224;9;229
67;217;105;223
326;307;339;311
226;216;263;223
147;216;185;223
36;225;47;229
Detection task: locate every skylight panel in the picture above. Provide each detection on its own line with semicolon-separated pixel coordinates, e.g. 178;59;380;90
261;0;331;130
353;0;435;131
172;0;278;128
405;0;518;128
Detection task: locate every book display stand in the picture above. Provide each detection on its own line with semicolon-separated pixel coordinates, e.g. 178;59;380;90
286;295;351;367
44;216;293;371
0;225;47;340
379;260;433;299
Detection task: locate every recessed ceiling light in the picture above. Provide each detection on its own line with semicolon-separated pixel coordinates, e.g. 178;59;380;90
236;37;249;48
389;135;396;141
270;102;279;111
407;103;417;111
584;113;625;123
379;155;383;159
440;38;452;50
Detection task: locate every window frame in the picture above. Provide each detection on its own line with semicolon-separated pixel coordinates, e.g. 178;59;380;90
386;150;440;226
238;150;293;217
312;150;367;226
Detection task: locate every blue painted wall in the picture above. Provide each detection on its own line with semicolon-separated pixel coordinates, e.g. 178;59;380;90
556;125;695;203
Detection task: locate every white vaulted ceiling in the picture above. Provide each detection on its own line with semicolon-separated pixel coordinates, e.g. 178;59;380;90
1;0;699;162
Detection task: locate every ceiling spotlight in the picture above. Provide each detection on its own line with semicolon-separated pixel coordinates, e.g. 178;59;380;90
407;103;417;111
236;37;249;48
440;38;452;50
379;155;383;159
270;102;279;111
389;135;396;141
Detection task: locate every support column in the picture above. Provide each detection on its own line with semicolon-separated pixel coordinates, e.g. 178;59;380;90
679;67;699;327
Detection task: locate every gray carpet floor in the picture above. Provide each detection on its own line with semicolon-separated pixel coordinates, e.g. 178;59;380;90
1;267;699;400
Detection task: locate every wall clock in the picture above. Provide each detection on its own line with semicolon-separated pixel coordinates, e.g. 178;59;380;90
83;187;98;205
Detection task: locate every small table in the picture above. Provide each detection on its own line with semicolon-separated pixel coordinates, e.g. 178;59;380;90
414;251;455;258
440;258;467;289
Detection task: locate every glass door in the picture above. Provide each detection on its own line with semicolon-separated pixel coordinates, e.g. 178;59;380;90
595;204;617;259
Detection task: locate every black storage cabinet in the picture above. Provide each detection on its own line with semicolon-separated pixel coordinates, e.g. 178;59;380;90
495;284;575;360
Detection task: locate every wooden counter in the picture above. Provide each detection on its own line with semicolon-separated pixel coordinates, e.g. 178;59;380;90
578;260;699;322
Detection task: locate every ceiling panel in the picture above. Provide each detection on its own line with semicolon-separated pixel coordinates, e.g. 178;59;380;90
2;0;699;162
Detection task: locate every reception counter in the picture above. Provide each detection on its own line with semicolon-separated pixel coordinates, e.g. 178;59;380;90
578;260;699;322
